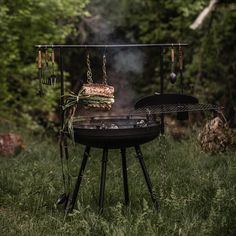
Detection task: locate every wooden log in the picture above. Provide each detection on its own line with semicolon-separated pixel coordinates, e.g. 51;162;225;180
0;133;24;157
190;0;219;30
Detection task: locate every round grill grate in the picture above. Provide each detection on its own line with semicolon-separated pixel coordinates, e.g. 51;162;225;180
133;103;221;115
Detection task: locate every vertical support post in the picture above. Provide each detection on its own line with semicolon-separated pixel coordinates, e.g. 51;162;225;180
59;47;65;130
58;47;70;208
59;47;69;174
160;47;164;134
99;148;108;214
135;146;159;210
59;47;65;182
65;146;91;213
121;148;129;206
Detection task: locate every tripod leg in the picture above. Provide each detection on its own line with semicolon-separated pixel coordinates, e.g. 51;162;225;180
99;148;108;214
135;146;159;210
65;146;90;213
121;148;129;205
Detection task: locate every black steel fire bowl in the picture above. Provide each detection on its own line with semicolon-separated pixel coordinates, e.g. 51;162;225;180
71;115;161;149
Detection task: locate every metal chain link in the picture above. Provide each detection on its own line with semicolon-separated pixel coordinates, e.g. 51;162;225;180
102;54;107;84
86;53;93;83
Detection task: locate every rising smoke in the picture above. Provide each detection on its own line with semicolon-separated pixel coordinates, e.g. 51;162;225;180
79;1;146;114
113;49;144;75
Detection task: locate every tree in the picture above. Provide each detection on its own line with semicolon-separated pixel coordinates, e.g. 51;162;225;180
83;0;236;122
188;2;236;123
0;0;88;129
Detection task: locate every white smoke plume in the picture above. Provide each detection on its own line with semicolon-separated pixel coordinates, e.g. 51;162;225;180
113;49;144;75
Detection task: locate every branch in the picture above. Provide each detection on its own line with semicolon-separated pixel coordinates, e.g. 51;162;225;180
190;0;219;30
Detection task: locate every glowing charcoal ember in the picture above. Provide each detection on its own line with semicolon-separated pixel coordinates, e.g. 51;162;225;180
136;120;147;127
110;124;119;129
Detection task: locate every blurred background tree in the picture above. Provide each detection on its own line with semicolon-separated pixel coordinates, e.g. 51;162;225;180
0;0;88;129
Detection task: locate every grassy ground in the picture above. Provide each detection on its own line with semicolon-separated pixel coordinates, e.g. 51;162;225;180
0;130;236;236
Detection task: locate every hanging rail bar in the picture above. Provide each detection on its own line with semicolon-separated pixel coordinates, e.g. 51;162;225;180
35;43;188;49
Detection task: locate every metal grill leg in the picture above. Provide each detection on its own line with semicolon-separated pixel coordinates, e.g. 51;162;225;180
99;148;108;214
121;148;129;205
66;146;90;213
135;145;159;210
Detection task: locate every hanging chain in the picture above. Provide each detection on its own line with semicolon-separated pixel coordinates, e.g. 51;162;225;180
86;53;93;83
102;54;108;84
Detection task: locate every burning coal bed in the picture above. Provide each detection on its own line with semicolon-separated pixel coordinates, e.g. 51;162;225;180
76;118;150;129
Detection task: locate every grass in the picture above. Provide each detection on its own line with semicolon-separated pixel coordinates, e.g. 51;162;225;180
0;130;236;235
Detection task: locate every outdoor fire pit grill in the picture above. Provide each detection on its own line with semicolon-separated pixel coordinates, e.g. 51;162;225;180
71;115;160;148
35;43;221;214
63;114;161;213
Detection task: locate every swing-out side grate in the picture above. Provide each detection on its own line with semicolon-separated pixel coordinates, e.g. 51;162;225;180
133;103;221;115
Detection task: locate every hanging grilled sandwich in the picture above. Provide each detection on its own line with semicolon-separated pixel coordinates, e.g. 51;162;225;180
80;83;114;110
80;53;114;110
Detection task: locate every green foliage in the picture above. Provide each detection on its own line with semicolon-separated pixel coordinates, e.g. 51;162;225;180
1;132;236;235
131;1;236;109
188;3;236;105
0;0;88;129
88;0;235;111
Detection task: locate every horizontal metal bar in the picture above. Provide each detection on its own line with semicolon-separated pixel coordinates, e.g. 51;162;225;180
35;43;189;49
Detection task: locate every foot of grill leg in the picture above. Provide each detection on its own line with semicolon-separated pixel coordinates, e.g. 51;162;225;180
135;145;159;211
121;148;129;206
99;148;108;214
65;146;90;214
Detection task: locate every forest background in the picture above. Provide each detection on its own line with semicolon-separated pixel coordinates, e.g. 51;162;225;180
0;0;235;130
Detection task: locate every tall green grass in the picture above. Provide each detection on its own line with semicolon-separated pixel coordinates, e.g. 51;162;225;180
0;131;236;235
